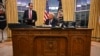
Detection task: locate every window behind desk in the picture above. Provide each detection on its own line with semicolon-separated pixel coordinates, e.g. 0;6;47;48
75;0;90;28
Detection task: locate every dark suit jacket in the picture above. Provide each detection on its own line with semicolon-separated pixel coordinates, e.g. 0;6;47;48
23;10;37;26
0;13;7;30
45;18;58;27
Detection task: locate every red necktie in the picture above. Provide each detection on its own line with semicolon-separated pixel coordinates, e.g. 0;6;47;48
29;10;32;19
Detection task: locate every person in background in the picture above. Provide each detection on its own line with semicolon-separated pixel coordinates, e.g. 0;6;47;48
0;3;6;30
23;3;37;26
44;12;58;27
57;9;63;23
57;9;64;27
0;3;7;43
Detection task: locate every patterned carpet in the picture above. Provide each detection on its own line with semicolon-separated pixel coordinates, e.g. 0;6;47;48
0;41;100;56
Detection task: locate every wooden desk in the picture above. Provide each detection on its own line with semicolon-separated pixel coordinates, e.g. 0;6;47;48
10;28;92;56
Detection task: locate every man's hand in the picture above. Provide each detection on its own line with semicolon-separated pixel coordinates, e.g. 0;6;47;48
32;20;35;23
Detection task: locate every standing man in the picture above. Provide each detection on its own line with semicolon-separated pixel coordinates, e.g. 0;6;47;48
23;3;37;26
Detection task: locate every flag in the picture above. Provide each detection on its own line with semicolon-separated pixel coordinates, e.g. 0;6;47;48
44;0;49;21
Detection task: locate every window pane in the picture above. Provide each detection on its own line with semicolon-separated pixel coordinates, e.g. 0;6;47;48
76;0;81;11
75;12;81;20
86;11;89;26
81;5;87;10
81;12;86;20
17;0;30;11
81;0;87;10
75;0;90;28
18;12;24;20
75;12;81;27
80;20;86;27
76;6;81;11
18;6;26;11
87;4;90;10
76;0;81;5
87;0;90;4
80;12;86;27
48;0;59;13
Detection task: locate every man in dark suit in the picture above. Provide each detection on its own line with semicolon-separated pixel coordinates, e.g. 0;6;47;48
44;13;58;27
23;3;37;26
0;3;7;43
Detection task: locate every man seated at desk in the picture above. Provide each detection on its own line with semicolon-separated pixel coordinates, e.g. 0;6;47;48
44;12;58;27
